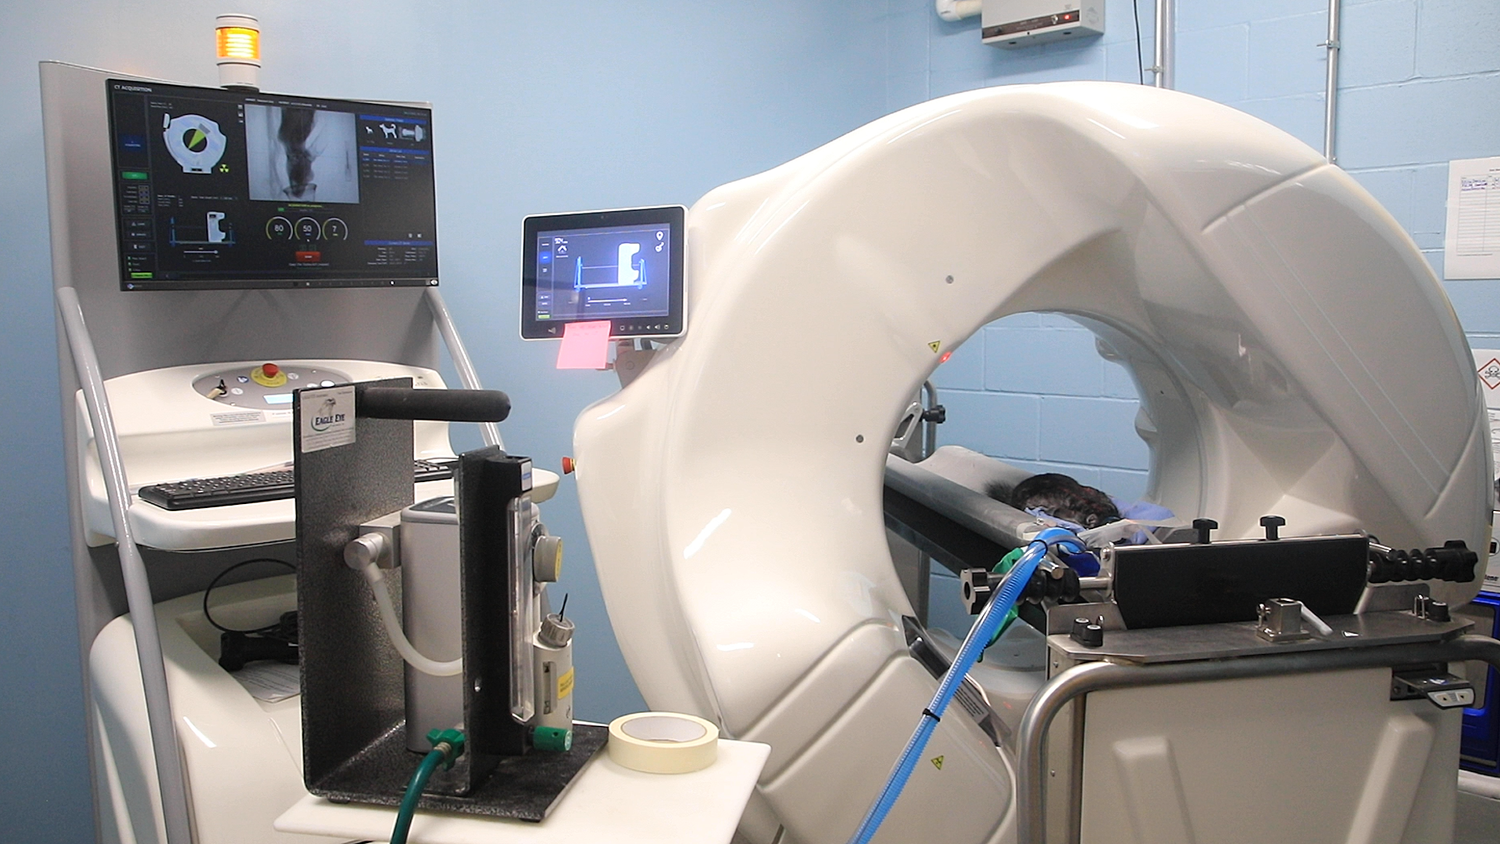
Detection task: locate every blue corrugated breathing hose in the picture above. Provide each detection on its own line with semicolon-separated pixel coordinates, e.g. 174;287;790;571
845;526;1077;844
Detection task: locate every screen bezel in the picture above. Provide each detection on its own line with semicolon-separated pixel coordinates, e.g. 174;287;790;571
520;206;686;340
106;78;440;291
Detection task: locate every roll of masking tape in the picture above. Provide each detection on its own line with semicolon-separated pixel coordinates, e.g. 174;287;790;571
607;712;719;774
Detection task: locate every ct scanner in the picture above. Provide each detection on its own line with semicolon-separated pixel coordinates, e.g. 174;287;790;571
572;83;1494;844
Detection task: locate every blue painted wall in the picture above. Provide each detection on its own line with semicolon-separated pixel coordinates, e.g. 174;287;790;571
3;1;1497;840
0;3;885;841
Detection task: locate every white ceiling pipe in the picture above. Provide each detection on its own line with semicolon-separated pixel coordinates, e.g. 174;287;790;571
936;0;983;22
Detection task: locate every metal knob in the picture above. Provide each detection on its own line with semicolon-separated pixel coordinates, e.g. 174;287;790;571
533;533;563;582
1260;515;1286;541
538;612;575;648
343;533;389;569
1193;518;1218;544
960;568;994;615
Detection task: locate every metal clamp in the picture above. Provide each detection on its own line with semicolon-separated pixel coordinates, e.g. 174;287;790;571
1257;597;1310;643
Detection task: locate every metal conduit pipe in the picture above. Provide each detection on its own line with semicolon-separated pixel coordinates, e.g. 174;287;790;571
1153;0;1175;89
425;287;503;449
1322;0;1344;162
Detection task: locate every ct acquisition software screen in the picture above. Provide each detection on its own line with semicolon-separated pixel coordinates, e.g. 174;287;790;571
108;78;439;289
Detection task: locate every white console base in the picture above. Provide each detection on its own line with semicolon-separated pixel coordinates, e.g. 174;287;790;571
75;359;557;551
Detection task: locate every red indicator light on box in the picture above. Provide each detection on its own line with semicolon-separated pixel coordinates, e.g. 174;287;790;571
939;351;953;364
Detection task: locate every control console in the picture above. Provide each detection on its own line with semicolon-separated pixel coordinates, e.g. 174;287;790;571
192;362;351;409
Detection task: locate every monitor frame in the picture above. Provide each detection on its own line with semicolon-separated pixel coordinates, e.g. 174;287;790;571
520;206;686;340
106;78;441;291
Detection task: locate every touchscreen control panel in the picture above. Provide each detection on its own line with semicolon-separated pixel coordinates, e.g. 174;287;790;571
520;206;686;340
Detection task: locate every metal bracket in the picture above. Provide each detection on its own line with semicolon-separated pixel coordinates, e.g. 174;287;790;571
1257;597;1311;643
614;342;658;389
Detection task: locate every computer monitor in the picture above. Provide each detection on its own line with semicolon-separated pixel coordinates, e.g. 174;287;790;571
520;206;686;340
106;78;439;290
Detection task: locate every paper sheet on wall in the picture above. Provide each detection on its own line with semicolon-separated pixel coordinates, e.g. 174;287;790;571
1446;157;1500;280
1473;350;1500;592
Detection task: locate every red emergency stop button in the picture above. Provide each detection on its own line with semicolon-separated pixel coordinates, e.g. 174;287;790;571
251;363;288;388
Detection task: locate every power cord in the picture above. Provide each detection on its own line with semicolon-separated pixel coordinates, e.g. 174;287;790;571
203;558;295;634
1132;0;1145;84
203;558;298;672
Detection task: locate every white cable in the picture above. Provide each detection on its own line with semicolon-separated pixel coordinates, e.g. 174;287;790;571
360;562;463;676
1300;604;1336;638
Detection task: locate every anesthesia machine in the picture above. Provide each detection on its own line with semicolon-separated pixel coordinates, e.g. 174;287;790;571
43;60;580;844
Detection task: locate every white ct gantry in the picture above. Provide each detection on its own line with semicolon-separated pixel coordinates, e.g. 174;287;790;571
573;83;1495;844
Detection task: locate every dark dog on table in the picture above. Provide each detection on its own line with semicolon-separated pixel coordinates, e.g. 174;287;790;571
1006;473;1121;529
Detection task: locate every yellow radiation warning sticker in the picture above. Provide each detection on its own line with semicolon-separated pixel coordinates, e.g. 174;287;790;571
557;667;575;699
928;341;942;354
930;755;945;770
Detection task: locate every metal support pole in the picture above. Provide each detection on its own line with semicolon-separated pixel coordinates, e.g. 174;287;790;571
1015;634;1500;843
1153;0;1175;89
424;287;503;449
1321;0;1344;163
56;287;193;844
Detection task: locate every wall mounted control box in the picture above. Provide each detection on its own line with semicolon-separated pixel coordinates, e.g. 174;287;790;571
982;0;1103;48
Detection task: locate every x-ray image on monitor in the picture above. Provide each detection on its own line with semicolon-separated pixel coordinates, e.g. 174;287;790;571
245;106;359;204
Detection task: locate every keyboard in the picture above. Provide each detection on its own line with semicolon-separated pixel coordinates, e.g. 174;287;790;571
137;459;458;511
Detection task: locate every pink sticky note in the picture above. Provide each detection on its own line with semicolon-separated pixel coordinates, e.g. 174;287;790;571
556;320;613;370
